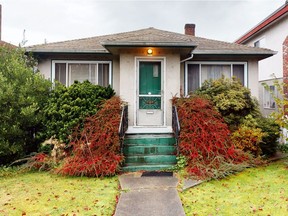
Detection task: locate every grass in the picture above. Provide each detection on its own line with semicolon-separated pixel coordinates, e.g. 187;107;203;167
180;158;288;215
0;171;119;215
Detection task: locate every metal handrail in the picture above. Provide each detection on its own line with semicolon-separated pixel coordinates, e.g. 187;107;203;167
172;105;181;154
118;105;128;154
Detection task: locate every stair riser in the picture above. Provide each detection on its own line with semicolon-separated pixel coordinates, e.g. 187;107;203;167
122;165;174;172
124;146;176;155
124;138;176;145
125;155;177;164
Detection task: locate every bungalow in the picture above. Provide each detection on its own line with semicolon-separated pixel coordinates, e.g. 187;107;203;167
27;24;274;171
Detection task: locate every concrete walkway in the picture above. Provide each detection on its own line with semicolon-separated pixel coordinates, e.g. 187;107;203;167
115;173;185;216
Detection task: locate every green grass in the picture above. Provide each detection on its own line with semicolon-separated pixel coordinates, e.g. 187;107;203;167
0;171;119;215
180;159;288;215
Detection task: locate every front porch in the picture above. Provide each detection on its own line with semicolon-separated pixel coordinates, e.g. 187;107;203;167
119;104;180;172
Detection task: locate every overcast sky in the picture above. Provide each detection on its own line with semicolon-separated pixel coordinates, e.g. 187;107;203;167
0;0;285;46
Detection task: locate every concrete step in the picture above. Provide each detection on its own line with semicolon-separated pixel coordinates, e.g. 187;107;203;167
123;145;176;155
125;155;177;164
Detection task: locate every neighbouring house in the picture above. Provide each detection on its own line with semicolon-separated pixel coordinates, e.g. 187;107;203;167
235;1;288;116
27;24;274;171
0;4;16;48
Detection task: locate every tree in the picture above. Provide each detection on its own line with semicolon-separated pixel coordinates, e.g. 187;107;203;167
0;46;51;165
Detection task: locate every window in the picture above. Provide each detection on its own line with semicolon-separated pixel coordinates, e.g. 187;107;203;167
52;61;112;87
264;85;276;109
254;37;266;48
185;62;247;94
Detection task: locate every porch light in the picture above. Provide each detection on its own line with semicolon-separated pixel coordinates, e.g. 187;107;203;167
147;48;153;55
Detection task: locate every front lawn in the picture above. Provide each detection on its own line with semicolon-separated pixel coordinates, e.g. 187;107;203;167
0;172;119;215
180;158;288;215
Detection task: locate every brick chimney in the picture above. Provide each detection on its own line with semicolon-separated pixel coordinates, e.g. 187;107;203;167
184;24;196;36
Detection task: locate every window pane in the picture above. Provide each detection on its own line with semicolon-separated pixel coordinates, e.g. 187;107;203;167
98;63;110;87
187;64;199;93
55;63;66;85
269;86;276;108
233;64;244;85
201;65;230;83
263;85;276;109
69;64;89;85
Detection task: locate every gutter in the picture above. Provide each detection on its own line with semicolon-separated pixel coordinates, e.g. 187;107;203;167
180;53;194;63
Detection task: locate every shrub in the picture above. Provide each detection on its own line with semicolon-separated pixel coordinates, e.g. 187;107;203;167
196;77;260;130
257;117;280;156
57;96;124;177
231;125;264;156
173;96;250;180
0;47;51;165
41;81;115;143
23;153;55;171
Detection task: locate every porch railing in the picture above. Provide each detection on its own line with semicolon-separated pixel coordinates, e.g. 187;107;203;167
118;105;128;154
172;105;181;154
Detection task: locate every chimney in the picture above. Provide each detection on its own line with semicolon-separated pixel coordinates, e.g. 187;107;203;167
0;4;2;41
185;24;195;36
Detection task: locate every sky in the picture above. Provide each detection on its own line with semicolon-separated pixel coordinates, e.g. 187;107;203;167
0;0;285;46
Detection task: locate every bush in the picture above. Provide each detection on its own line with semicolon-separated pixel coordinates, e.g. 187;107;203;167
173;96;250;180
57;96;124;177
41;81;115;143
196;77;260;130
257;117;280;156
0;47;51;165
231;125;264;156
23;153;55;171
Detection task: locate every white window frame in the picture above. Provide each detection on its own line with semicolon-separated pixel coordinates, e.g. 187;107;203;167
184;61;248;95
51;60;112;87
263;85;276;109
253;37;266;48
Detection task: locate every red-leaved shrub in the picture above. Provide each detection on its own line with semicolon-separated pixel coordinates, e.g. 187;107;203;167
24;153;54;171
174;96;251;179
57;96;124;177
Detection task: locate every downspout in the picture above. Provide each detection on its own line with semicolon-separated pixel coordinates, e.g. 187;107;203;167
180;53;194;63
180;52;194;95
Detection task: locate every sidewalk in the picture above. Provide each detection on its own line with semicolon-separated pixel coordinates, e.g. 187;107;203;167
114;173;185;216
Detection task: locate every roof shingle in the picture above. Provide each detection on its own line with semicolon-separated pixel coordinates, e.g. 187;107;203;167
26;27;275;56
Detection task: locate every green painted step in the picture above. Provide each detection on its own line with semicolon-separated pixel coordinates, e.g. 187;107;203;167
123;145;176;155
122;133;177;172
125;155;177;164
124;137;176;145
122;164;174;172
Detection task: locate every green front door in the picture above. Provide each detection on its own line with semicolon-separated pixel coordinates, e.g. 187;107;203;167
137;61;163;126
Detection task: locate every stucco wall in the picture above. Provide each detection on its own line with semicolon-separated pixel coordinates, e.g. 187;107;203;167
38;59;51;79
248;60;259;99
243;15;288;81
111;56;120;94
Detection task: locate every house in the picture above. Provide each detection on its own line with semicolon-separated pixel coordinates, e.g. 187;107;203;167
27;24;274;171
0;5;16;48
235;1;288;116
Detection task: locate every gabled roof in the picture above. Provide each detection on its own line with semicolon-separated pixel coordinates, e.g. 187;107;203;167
26;27;275;58
235;2;288;44
0;40;17;48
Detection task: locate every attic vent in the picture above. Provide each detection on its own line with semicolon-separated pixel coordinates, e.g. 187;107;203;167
184;24;196;36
